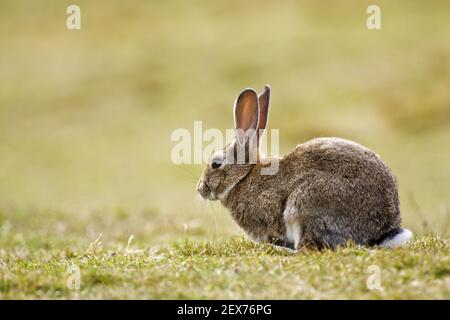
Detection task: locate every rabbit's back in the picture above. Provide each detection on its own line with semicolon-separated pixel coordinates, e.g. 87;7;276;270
283;137;401;248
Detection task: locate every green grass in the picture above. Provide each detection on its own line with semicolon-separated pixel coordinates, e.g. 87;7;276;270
0;1;449;299
0;208;449;299
0;232;448;299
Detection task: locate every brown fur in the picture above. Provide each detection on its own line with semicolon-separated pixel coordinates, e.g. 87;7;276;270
197;87;402;250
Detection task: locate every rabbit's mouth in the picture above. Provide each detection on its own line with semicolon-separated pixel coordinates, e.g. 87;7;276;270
196;179;217;200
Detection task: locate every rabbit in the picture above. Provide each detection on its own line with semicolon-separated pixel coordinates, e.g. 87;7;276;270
197;85;413;250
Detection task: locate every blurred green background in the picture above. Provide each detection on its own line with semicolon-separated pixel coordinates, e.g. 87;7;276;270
0;0;449;245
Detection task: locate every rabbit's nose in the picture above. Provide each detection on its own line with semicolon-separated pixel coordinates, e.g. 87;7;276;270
197;180;209;191
197;180;212;199
196;180;202;192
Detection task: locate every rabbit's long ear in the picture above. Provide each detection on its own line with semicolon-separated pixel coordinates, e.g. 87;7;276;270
234;88;259;145
257;85;270;138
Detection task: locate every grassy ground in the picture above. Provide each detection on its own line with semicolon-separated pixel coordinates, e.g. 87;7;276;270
0;1;449;299
0;233;448;299
0;208;448;299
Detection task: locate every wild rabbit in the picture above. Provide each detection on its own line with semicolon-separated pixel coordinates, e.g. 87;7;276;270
197;85;412;250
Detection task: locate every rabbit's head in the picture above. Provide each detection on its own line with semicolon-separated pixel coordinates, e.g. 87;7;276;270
197;85;271;201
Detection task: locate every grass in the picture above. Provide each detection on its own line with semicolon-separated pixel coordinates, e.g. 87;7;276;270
0;208;448;299
0;232;448;299
0;1;449;299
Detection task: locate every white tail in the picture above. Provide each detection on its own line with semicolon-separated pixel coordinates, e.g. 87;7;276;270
379;229;413;248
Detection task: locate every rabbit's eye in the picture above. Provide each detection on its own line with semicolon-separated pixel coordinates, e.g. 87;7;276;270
211;159;222;169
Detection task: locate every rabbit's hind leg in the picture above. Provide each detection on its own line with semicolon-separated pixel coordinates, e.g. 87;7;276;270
283;205;303;250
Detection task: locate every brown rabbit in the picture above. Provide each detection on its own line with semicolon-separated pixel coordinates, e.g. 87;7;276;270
197;85;412;250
